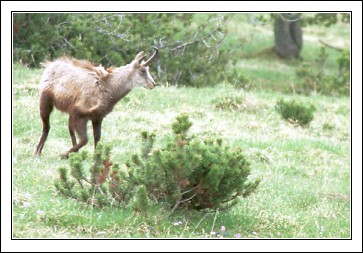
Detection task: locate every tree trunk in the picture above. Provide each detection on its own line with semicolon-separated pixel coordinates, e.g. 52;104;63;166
274;14;303;59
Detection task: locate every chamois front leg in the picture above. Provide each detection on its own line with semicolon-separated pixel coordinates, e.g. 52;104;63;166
92;119;103;149
61;117;88;159
68;114;77;147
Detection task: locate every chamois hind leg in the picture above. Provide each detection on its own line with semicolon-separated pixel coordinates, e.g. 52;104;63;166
68;114;77;147
34;93;53;156
61;117;88;159
92;119;103;149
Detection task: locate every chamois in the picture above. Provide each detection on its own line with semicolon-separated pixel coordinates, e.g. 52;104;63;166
34;47;158;158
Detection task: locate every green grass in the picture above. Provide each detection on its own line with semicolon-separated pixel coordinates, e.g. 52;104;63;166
12;15;350;238
226;13;350;93
12;64;350;238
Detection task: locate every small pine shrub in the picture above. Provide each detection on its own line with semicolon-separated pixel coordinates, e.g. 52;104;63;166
275;99;316;127
322;122;335;131
328;50;350;96
54;114;260;213
127;114;260;211
226;69;253;90
134;185;149;214
295;47;350;96
213;96;245;110
54;145;130;208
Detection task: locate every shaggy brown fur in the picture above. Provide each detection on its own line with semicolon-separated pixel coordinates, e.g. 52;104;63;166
34;49;158;158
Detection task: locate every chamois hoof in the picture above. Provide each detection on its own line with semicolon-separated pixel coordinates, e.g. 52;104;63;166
60;152;69;159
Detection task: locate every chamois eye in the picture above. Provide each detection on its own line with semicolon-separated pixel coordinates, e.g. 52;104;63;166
140;68;147;75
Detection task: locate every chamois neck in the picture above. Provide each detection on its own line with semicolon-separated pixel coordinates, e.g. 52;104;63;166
108;65;134;101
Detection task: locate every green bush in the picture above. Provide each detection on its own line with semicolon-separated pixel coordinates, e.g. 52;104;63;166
225;69;253;90
295;47;350;96
127;114;260;211
54;114;260;213
13;13;240;87
275;99;316;127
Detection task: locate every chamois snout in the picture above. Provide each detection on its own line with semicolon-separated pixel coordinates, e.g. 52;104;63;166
147;82;155;89
146;71;156;89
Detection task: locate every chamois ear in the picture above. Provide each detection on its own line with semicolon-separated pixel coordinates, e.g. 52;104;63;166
134;51;146;65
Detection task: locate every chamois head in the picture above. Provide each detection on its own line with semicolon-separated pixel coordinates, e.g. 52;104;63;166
129;47;158;89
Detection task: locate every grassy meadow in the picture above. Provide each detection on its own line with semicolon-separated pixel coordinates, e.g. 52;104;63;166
12;14;351;239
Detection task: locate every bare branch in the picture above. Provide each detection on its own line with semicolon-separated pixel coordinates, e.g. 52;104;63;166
170;25;225;52
319;39;345;52
179;193;197;203
96;185;105;195
61;36;76;49
170;40;199;52
210;33;217;41
193;31;199;40
180;185;200;196
202;38;211;48
279;13;301;23
170;192;197;215
221;191;240;203
248;16;268;26
208;16;224;23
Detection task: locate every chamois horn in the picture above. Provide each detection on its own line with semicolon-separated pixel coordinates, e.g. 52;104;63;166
143;46;159;66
